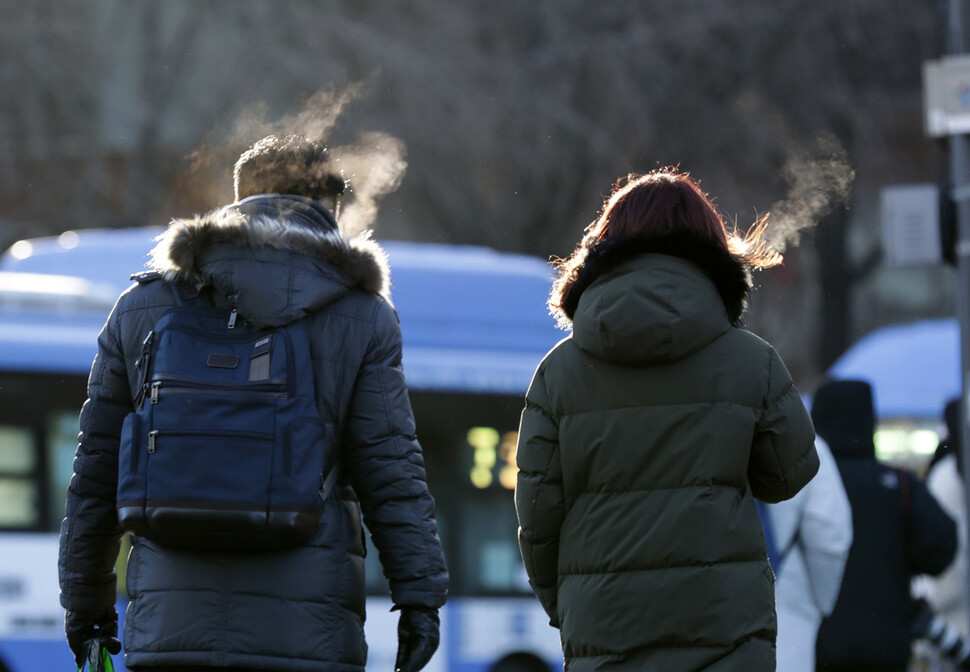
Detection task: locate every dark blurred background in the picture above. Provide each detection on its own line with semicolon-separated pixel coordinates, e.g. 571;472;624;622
0;0;957;387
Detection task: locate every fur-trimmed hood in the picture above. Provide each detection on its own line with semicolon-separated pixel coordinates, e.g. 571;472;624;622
149;194;391;328
566;235;753;364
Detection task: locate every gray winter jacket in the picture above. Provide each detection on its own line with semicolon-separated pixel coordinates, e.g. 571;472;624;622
58;194;449;671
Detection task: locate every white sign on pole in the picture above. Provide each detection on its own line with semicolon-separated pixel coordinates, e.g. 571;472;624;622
881;183;943;266
924;55;970;137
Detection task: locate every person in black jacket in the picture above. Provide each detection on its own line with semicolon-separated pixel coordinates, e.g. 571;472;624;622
813;379;956;672
57;134;449;672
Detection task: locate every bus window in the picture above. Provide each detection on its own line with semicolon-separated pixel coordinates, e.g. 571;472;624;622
0;424;39;527
362;391;531;598
412;391;530;597
46;411;83;528
0;372;88;532
456;489;529;593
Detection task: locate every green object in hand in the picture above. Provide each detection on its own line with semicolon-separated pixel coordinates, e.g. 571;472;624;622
77;640;114;672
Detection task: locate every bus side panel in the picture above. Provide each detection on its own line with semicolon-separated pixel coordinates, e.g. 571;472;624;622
0;533;130;672
0;639;74;672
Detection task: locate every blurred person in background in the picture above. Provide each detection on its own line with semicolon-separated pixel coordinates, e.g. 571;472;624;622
768;436;852;672
514;168;819;672
57;135;449;672
914;398;969;670
813;379;956;672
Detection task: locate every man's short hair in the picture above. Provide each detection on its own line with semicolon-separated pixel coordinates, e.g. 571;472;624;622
233;134;347;204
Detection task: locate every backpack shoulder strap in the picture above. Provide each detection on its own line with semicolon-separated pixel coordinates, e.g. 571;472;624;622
131;280;204;406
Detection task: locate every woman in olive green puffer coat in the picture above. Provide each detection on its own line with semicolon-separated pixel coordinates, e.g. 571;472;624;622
514;168;819;672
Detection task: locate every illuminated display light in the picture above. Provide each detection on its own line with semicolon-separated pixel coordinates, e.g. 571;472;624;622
468;427;499;453
468;427;499;489
909;429;941;455
874;423;942;466
499;465;518;490
874;429;908;462
470;467;493;489
466;427;519;490
476;449;497;469
498;431;518;490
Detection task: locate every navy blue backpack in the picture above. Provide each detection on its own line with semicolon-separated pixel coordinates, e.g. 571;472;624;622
117;279;336;552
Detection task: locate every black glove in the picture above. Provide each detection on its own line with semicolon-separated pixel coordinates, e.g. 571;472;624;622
394;606;440;672
65;610;122;669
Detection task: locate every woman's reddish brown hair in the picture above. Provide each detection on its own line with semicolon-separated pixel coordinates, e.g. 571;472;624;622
549;167;780;320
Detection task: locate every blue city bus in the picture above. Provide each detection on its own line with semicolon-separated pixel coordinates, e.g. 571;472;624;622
0;228;565;672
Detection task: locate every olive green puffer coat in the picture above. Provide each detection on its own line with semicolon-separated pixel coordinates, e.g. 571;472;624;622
515;237;818;672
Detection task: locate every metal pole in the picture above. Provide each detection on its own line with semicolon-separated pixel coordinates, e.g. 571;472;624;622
953;137;970;621
949;0;970;626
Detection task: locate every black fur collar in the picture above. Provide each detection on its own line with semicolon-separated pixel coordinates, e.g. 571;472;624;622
559;233;752;327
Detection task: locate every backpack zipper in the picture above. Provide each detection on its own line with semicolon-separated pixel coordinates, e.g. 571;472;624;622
147;427;274;454
149;379;287;404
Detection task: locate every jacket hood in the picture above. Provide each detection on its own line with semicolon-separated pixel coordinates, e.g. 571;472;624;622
149;194;390;328
811;379;876;459
568;236;751;364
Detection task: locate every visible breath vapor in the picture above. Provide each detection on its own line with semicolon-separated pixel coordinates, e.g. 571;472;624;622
334;132;407;238
762;136;855;254
226;83;407;237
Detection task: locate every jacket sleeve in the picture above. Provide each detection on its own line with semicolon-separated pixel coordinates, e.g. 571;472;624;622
58;301;130;625
906;471;958;577
343;301;449;608
797;438;853;615
749;346;819;503
514;363;564;628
